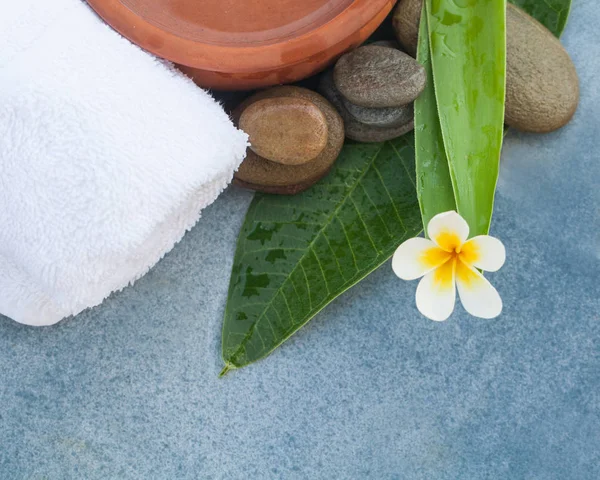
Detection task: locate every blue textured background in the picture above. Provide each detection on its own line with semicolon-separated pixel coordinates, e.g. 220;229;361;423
1;2;598;478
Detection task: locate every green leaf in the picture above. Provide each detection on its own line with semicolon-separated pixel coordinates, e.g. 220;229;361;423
414;0;571;231
414;4;456;233
222;136;422;371
509;0;572;37
425;0;506;237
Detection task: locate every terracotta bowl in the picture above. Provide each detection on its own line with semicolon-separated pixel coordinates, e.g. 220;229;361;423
87;0;396;90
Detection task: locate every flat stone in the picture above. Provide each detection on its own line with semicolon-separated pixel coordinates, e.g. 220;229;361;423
319;70;414;143
239;97;328;166
505;4;579;132
233;86;345;194
342;97;413;128
333;45;426;108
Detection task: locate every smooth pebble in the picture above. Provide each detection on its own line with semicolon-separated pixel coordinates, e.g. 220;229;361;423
239;97;328;166
392;0;421;57
343;98;413;128
233;86;345;194
333;45;426;108
505;3;579;132
320;70;414;143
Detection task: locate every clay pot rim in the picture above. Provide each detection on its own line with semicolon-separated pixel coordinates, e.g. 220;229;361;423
87;0;394;74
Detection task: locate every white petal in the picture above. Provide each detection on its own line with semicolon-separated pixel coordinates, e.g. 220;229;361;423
415;259;456;321
427;211;470;252
460;235;506;272
392;238;452;280
456;260;502;319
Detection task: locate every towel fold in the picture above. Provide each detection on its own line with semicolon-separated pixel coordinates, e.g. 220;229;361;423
0;0;248;326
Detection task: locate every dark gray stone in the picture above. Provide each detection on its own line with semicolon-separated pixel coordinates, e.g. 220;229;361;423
343;97;413;128
333;45;426;108
319;70;414;143
368;40;402;50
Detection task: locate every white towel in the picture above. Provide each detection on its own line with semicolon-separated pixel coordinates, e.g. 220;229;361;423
0;0;248;326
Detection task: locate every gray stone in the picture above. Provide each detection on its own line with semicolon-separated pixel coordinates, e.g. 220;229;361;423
505;4;579;132
319;70;414;143
392;0;422;57
333;45;426;108
368;40;402;50
342;97;413;128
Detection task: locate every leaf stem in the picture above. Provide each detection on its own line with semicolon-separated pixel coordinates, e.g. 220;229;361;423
219;364;235;378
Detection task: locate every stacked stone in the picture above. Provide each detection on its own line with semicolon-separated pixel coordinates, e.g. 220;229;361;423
232;86;345;195
319;43;426;142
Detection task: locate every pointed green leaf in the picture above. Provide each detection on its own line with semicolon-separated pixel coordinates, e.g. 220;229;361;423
222;136;422;371
414;4;456;233
425;0;506;237
509;0;572;37
415;0;571;231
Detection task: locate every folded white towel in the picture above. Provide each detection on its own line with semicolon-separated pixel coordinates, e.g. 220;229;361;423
0;0;248;326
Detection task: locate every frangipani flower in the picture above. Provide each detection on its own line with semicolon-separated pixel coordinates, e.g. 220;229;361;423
392;211;506;321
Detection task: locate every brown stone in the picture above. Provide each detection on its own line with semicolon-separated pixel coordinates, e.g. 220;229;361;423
505;4;579;133
232;151;334;195
239;97;329;165
233;86;345;194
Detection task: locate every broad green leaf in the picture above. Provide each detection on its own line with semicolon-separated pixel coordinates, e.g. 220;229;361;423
221;136;422;372
414;4;455;233
425;0;506;237
509;0;572;37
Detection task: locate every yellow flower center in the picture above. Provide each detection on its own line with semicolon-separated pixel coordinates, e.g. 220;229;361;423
419;233;482;288
435;231;462;253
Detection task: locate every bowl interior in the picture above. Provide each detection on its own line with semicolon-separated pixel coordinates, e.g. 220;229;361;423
120;0;354;46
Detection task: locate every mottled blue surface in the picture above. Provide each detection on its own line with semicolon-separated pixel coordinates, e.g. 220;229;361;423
1;2;598;478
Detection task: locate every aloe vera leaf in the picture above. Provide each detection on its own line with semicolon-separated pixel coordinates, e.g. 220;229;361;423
414;3;456;233
424;0;506;237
